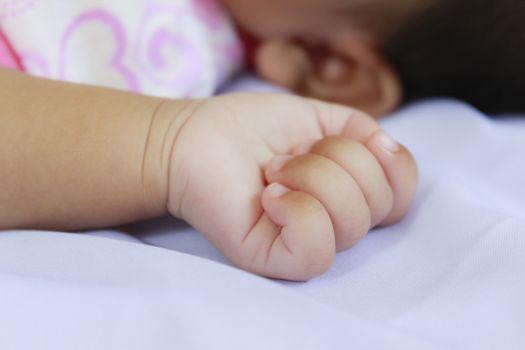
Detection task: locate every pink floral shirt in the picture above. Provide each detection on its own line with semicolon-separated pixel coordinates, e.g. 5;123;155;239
0;0;242;98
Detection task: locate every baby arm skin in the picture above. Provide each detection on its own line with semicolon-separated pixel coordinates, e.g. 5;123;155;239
0;67;418;281
0;67;180;230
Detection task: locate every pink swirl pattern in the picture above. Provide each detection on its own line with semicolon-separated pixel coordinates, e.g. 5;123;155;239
133;4;203;92
59;9;140;92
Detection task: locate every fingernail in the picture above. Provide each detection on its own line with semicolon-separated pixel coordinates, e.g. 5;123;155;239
376;131;400;153
268;183;291;198
269;155;293;172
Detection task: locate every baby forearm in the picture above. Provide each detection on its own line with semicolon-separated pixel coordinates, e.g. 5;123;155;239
0;68;182;231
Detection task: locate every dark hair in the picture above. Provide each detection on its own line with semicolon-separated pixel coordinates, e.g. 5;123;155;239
381;0;525;114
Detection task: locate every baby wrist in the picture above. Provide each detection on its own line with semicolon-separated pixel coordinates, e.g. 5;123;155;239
141;97;196;218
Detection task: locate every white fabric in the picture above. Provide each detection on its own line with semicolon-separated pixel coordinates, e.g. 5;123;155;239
1;76;525;349
0;0;242;97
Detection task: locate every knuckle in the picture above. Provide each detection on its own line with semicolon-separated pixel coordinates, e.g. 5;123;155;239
294;238;335;278
349;214;372;240
372;191;395;226
302;250;334;278
338;209;371;250
287;190;325;216
312;136;364;155
284;154;327;178
381;209;408;227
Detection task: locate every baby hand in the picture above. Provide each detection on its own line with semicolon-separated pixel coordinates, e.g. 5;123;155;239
164;93;418;281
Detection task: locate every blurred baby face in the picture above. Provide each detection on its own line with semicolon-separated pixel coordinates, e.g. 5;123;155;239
219;0;359;41
219;0;423;45
218;0;420;116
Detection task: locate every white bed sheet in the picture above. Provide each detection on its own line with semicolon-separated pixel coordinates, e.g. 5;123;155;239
1;76;524;349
